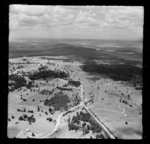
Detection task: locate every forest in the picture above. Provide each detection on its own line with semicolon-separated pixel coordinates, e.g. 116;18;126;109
81;60;142;86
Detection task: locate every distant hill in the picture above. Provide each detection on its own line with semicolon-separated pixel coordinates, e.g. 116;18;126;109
9;39;142;59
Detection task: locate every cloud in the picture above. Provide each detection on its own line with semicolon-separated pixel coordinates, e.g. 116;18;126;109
75;10;100;27
10;4;49;16
10;5;143;30
104;6;143;28
10;5;77;29
9;5;144;40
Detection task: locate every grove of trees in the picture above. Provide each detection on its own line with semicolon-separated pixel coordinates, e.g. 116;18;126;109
44;92;70;111
68;80;81;87
68;111;103;134
40;89;53;95
9;74;27;91
9;74;35;91
81;60;142;86
29;69;69;80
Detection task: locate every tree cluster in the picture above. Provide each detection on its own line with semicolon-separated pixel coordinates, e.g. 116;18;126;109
9;74;27;91
46;117;53;122
48;107;55;114
44;93;70;111
18;114;36;125
29;70;69;80
26;81;34;89
68;111;102;134
57;86;72;91
38;65;48;71
16;65;24;69
40;89;53;95
9;74;36;91
96;133;105;139
68;80;81;87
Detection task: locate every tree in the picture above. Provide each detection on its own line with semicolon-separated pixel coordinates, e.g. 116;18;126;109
96;133;105;139
37;106;40;112
82;122;86;127
83;128;89;135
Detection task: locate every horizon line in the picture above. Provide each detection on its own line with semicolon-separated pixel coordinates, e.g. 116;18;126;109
9;37;143;42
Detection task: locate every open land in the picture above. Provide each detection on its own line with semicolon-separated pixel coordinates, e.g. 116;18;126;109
8;39;142;139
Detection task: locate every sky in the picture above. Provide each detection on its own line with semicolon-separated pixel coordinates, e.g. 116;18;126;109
9;5;144;41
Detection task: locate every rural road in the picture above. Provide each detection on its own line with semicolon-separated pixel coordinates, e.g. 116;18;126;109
40;83;84;138
40;81;116;139
80;82;116;139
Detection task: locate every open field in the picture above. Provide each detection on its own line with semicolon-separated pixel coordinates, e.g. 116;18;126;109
8;39;142;139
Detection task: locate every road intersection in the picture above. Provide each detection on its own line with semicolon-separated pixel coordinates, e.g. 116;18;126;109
40;82;116;139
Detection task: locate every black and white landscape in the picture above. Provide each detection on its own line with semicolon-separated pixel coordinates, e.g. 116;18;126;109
8;5;143;139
